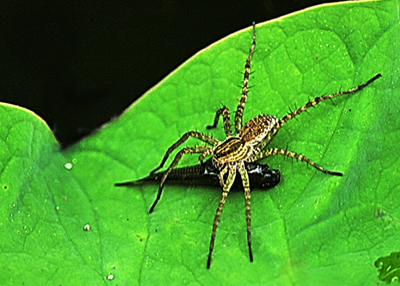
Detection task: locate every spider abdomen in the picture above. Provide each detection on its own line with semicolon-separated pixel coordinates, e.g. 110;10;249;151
239;114;277;145
213;137;248;164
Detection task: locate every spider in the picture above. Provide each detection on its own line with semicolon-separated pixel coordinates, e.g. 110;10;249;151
147;23;381;268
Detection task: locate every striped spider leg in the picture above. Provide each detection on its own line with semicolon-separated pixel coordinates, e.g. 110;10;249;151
148;131;219;213
247;73;382;167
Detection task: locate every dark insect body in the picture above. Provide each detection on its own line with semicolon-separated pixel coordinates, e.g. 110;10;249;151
115;158;281;189
119;22;381;268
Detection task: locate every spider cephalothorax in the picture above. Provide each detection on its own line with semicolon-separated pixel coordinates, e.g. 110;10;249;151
147;23;381;268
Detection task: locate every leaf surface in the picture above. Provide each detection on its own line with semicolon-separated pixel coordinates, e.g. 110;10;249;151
1;0;399;285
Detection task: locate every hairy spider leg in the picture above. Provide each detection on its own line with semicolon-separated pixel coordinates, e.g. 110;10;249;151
234;22;256;133
198;148;214;165
252;74;382;174
149;145;212;213
237;162;253;262
206;106;232;136
207;165;236;269
214;162;230;187
252;148;343;176
216;164;229;186
276;74;382;130
258;74;382;149
150;131;219;175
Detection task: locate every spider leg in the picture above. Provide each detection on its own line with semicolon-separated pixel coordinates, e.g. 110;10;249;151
276;74;381;129
206;106;232;137
207;165;236;269
150;131;219;174
237;162;253;262
149;145;212;213
217;165;229;187
198;148;213;165
253;74;382;152
234;22;256;133
252;148;343;176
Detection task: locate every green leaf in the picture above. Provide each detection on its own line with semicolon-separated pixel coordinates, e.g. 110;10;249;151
1;0;399;285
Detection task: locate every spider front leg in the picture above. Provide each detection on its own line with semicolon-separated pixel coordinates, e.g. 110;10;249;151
237;162;253;262
276;74;382;130
149;145;212;213
234;22;256;133
206;106;232;137
150;131;219;175
253;148;343;176
207;164;236;269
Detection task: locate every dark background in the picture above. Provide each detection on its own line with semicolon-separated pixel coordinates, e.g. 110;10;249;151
0;0;343;147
